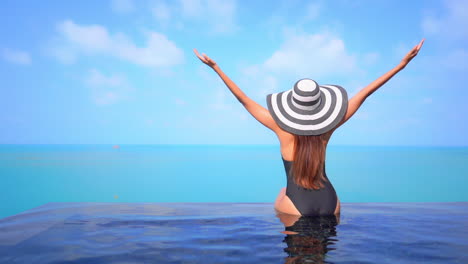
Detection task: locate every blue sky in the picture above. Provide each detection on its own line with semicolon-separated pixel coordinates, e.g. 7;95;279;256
1;0;467;146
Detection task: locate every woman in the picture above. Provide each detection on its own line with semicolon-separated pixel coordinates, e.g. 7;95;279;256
194;38;425;217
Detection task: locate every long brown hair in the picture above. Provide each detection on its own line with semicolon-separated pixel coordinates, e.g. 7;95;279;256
289;131;331;190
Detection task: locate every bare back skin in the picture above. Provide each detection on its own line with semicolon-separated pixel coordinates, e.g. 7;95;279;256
274;129;341;217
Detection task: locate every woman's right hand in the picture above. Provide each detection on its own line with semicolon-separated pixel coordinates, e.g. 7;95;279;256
400;38;425;68
193;48;218;69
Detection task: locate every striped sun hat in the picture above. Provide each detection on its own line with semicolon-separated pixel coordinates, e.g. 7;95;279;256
266;78;348;136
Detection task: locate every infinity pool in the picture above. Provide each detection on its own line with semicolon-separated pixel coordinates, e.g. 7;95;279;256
0;202;466;263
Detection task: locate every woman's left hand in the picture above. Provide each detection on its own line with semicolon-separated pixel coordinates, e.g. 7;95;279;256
193;48;218;69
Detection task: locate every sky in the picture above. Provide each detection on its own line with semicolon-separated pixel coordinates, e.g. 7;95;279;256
1;0;467;146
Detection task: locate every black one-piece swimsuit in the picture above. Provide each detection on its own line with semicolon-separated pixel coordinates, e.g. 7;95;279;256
282;156;338;216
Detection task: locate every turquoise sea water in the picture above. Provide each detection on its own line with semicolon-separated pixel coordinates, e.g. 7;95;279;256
1;144;467;219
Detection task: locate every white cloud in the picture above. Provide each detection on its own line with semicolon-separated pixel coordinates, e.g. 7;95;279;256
236;26;388;115
48;20;184;67
422;0;468;41
111;0;135;14
84;69;133;105
238;29;362;103
1;48;31;65
195;9;370;124
262;29;360;78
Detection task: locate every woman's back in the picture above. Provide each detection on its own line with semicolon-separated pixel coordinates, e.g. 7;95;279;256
278;131;339;216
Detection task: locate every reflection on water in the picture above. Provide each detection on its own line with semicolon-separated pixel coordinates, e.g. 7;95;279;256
277;212;340;263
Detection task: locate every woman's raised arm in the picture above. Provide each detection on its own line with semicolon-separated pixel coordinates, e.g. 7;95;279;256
193;48;282;133
331;38;425;132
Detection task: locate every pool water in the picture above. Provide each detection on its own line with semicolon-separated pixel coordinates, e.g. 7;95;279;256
0;202;466;263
